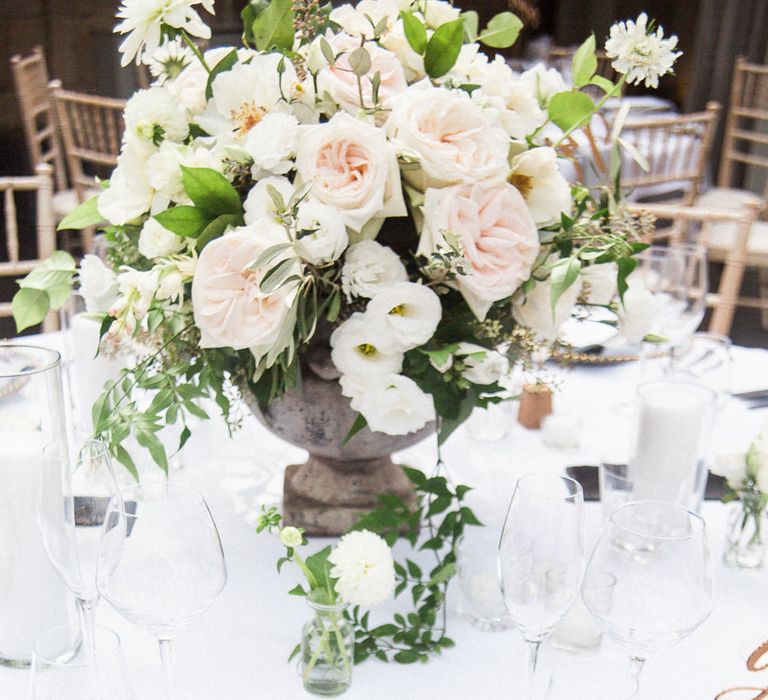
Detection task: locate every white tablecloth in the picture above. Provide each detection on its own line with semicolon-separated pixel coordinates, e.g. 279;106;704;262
2;340;768;699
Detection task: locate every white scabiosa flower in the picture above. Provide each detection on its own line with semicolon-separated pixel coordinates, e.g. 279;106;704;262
244;176;294;225
328;530;396;607
508;147;572;227
455;342;509;386
330;313;403;377
138;218;186;259
244;112;299;178
605;13;682;89
294;200;348;265
115;0;214;67
143;37;193;84
354;373;435;436
124;87;189;150
365;282;442;351
78;255;120;313
341;240;408;300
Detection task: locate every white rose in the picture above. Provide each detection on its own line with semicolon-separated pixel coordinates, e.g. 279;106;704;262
341;240;408;299
355;373;435;436
330;313;403;376
380;20;426;81
365;282;442;351
581;263;618;305
617;284;658;344
329;0;401;38
294;200;348;265
386;82;510;190
508;147;572;226
244;112;299;178
747;430;768;492
139;218;186;259
711;452;747;490
296;112;406;232
244;176;294;225
78;255;119;313
512;274;582;343
456;342;509;385
520;63;568;108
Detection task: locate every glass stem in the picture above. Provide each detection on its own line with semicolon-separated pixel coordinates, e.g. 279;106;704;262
77;597;99;700
629;655;646;678
524;639;542;699
159;638;174;700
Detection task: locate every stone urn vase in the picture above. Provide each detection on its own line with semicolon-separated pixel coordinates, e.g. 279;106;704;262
244;349;434;535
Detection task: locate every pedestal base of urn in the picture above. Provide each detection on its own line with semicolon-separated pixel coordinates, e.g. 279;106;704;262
283;457;416;536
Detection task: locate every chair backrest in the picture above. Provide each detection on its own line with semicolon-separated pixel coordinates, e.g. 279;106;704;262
619;103;721;206
627;200;762;336
10;46;68;192
548;46;618;83
0;164;58;333
719;57;768;199
49;80;126;203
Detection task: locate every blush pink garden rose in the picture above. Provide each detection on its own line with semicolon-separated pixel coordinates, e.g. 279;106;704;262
191;225;298;359
419;182;540;321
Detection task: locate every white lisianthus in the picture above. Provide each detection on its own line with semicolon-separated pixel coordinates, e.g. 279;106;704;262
747;430;768;493
711;453;747;491
605;13;682;89
114;0;214;67
328;530;395;607
455;342;509;386
78;255;120;313
617;284;658;344
244;176;294;225
138;218;186;259
244;112;299;178
279;526;303;548
520;63;568;108
98;145;154;225
294;200;348;265
365;282;442;351
339;373;369;411
580;263;618;306
341;240;408;300
330;313;403;376
124;87;189;151
354;373;435;436
508;147;572;226
143;37;193;84
512;275;582;343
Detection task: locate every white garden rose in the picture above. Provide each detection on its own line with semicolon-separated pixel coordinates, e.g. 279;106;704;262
421;0;460;27
98;144;154;225
380;19;426;81
617;284;658;344
330;313;403;376
294;200;348;265
520;63;568;108
78;255;120;313
365;282;442;350
354;373;435;436
508;147;572;226
341;240;408;299
580;263;618;305
329;0;402;38
512;275;582;343
138;218;186;259
455;342;509;385
386;82;510;190
244;112;299;178
123;86;189;152
328;530;395;607
243;176;294;225
296;112;406;232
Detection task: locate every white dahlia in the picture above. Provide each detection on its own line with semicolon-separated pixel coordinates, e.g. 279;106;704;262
329;530;396;608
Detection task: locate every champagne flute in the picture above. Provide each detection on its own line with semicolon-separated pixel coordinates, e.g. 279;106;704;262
498;475;585;698
582;500;713;686
97;482;227;700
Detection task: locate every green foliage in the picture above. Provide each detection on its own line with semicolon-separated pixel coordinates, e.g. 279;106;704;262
57;195;104;231
477;12;523;49
181;166;243;218
400;11;427;55
424;18;465;79
12;251;77;331
251;0;295;52
548;90;596;132
571;34;597;88
205;49;239;99
154;205;210;238
549;256;582;314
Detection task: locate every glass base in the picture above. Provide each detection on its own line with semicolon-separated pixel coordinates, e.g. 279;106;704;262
458;609;515;632
304;679;351;697
0;655;31;669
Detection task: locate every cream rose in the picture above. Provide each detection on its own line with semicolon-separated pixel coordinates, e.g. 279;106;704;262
191;226;297;354
341;240;408;299
296;112;406;232
419;182;540;321
386;82;510;190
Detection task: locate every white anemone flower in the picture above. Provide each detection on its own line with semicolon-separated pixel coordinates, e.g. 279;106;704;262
115;0;215;67
605;13;682;89
328;530;395;607
330;313;403;377
508;147;572;227
365;282;442;351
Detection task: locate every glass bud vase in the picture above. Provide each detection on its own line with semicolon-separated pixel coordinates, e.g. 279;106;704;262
301;599;354;697
723;491;767;570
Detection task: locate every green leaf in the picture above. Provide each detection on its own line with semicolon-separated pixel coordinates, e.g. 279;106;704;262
548;90;596;132
249;243;292;271
181;166;243;218
288;583;307;596
252;0;295;52
136;429;169;474
394;650;420;664
461;10;479;42
478;12;522;49
348;47;372;76
343;412;367;445
424;18;465;79
114;444;139;481
154;206;211;238
288;643;301;663
617;256;637;301
57;195;104;231
549;257;582;314
589;75;615;93
205;49;239;100
571;34;597;88
319;36;335;65
305;545;333;592
259;257;297;293
195;214;241;252
400;11;427;54
12;287;50;332
427;562;456;586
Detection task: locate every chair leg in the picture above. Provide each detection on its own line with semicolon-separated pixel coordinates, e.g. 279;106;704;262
760;268;768;330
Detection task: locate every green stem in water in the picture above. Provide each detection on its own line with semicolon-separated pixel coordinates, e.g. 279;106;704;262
180;29;211;73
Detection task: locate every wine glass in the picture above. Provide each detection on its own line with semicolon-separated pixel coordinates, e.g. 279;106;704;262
97;482;227;700
582;500;713;687
498;474;585;698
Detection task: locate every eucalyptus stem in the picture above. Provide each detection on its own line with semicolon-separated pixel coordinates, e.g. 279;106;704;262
180;29;210;73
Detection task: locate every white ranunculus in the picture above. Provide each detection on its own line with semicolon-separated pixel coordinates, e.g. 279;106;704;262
520;63;568;108
711;453;747;490
296;112;406;232
580;263;618;306
294;200;348;265
354;373;435;436
617;284;658;344
98;144;154;225
512;275;582;344
244;112;299;178
330;313;403;376
508;147;572;227
747;430;768;492
138;218;186;259
387;82;510;190
124;87;189;151
78;255;120;313
455;342;509;385
365;282;442;351
328;530;395;607
341;240;408;299
244;176;294;225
